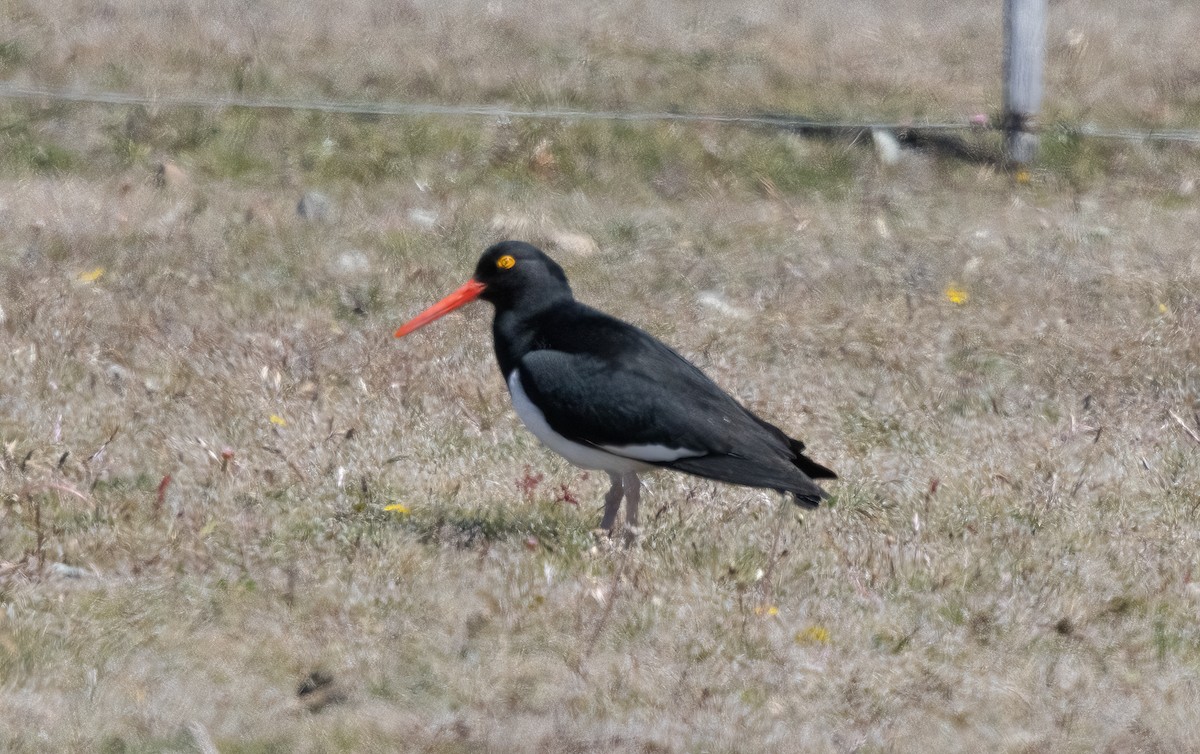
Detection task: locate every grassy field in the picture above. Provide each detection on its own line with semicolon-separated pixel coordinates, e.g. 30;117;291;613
3;0;1200;751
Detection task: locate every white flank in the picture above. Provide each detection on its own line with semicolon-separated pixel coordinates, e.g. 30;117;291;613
599;443;704;462
507;371;700;473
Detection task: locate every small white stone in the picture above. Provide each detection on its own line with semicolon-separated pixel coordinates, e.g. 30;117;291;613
696;291;750;320
549;231;598;257
335;250;371;275
51;563;89;579
407;208;439;230
872;128;902;165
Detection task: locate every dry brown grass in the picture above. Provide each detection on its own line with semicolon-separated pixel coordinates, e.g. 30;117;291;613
2;1;1200;752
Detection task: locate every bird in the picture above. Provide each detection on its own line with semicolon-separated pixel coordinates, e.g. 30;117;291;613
395;241;836;533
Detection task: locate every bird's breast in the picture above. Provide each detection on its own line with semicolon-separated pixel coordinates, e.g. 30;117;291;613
506;370;648;473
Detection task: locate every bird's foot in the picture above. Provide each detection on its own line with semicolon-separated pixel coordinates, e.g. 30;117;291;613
591;525;617;541
590;524;641;547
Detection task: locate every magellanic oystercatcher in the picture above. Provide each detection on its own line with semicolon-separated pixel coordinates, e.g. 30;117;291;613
395;241;836;533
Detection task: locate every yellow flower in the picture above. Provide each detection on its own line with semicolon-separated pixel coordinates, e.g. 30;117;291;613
384;503;410;515
269;414;287;427
78;267;105;283
795;625;831;644
1158;302;1169;315
944;284;969;305
754;605;780;617
1014;169;1031;185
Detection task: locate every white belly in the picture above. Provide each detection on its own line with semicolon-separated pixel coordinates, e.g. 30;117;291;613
506;370;702;473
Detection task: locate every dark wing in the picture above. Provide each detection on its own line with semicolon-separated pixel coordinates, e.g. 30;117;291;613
516;348;744;454
516;310;833;503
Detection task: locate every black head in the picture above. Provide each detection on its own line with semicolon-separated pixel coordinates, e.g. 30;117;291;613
395;240;573;338
473;241;572;308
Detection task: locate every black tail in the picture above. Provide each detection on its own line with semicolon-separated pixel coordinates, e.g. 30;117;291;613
665;452;833;509
751;417;838;480
677;413;836;508
785;438;835;509
788;438;837;480
790;489;824;509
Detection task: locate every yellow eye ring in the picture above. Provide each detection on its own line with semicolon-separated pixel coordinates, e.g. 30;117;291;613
496;255;516;269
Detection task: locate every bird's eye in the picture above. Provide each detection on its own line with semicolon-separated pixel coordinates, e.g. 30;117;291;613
496;255;516;270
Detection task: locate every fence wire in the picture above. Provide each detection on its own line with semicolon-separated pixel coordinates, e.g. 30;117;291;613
2;83;1200;145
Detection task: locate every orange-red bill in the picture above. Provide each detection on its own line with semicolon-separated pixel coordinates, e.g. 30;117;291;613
394;279;486;338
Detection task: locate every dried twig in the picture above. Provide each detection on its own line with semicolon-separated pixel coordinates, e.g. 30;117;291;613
19;481;94;508
86;426;120;464
758;498;788;609
186;721;221;754
581;546;630;664
1168;410;1200;446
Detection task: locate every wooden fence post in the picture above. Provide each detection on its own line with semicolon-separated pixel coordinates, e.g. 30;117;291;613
1002;0;1046;166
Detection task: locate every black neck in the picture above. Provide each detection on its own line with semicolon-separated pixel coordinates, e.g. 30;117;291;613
490;292;573;376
